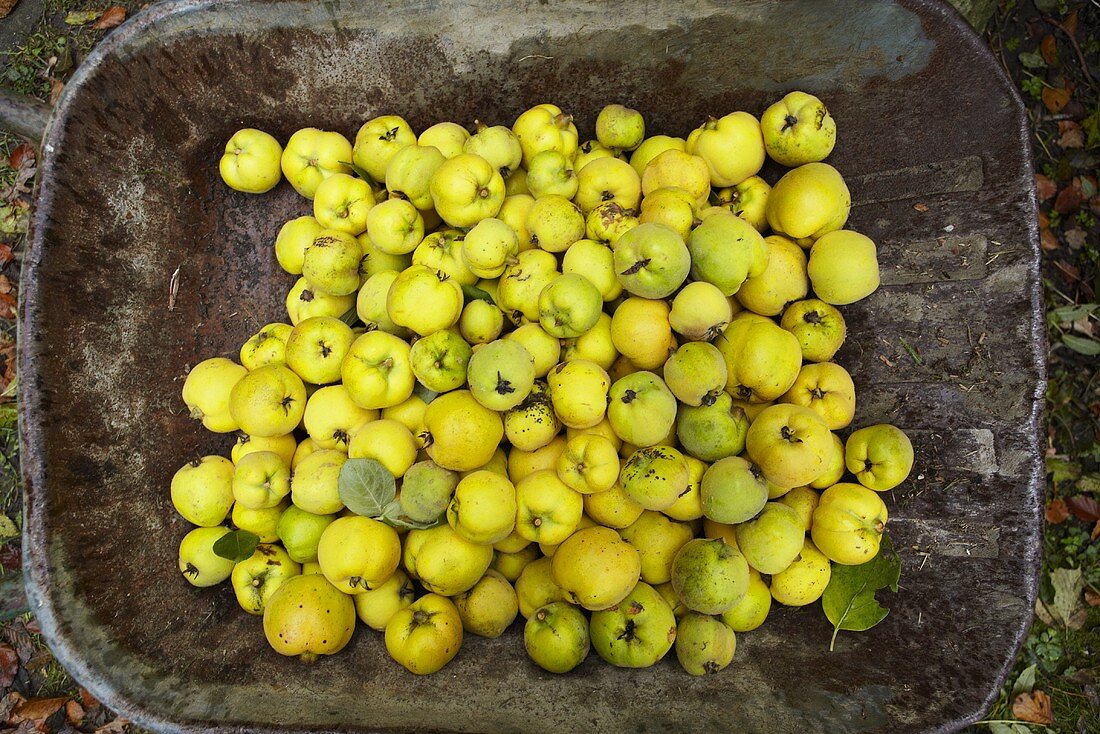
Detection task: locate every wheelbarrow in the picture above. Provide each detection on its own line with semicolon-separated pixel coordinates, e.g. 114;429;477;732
3;0;1044;731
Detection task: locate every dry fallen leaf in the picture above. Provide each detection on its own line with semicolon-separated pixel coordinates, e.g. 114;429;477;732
78;688;100;711
0;643;16;688
1045;498;1069;524
1035;174;1057;201
1064;9;1078;35
9;696;68;725
7;143;33;171
1043;85;1072;114
1058;120;1084;149
1052;566;1084;627
65;700;84;726
1093;519;1100;541
95;717;132;733
0;542;20;571
0;692;26;723
1040;34;1058;66
1086;588;1100;607
1066;495;1100;522
913;203;929;213
1054;178;1084;214
0;295;15;323
1064;228;1087;249
0;0;19;21
1012;690;1054;725
92;6;126;30
49;78;65;107
1039;211;1058;251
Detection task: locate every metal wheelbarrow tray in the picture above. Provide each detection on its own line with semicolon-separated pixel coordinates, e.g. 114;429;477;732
18;0;1044;731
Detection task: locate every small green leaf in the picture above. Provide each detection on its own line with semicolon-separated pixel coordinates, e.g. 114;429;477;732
343;161;376;184
898;336;924;365
1082;109;1100;149
1050;303;1098;322
1022;77;1044;99
987;723;1030;734
212;529;260;562
1011;663;1037;697
822;533;901;650
65;10;100;25
378;499;442;530
461;284;494;304
338;458;397;517
1076;474;1100;494
1061;334;1100;356
338;307;360;327
1017;50;1046;69
0;514;17;543
1046;457;1081;482
413;383;439;404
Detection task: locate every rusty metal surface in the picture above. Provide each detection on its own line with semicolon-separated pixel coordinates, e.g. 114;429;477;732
18;0;1043;732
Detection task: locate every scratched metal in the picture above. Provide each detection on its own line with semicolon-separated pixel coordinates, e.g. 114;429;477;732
19;1;1043;732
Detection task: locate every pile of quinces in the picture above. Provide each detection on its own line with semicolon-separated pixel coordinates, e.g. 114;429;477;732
175;93;914;676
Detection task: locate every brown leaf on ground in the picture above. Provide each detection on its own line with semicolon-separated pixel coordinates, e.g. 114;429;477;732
913;203;929;212
9;696;68;725
1046;498;1070;523
92;6;126;30
95;717;132;733
1058;120;1084;149
1039;211;1059;251
48;79;65;107
1086;589;1100;607
23;618;39;635
1040;34;1059;65
1066;495;1100;522
0;243;13;267
1093;520;1100;541
23;649;54;673
64;700;84;726
1064;9;1078;36
8;143;33;171
1035;174;1057;201
78;688;99;710
1043;85;1072;114
0;644;17;688
1054;177;1084;213
1068;607;1088;630
0;0;19;21
0;542;20;571
0;693;26;723
0;274;16;320
2;619;34;665
1012;690;1054;724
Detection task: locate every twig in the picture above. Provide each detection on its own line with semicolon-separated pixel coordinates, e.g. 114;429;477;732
168;266;181;311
